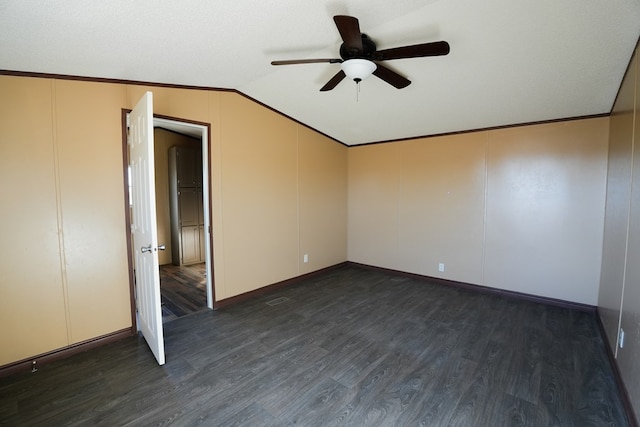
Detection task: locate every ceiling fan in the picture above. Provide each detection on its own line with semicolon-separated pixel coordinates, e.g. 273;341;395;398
271;15;450;91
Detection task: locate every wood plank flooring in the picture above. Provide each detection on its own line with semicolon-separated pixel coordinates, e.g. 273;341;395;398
0;264;630;426
160;263;207;322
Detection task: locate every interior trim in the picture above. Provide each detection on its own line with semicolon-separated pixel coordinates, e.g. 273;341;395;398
0;69;344;147
0;69;234;92
153;113;217;306
121;109;217;325
596;310;639;427
0;328;133;379
231;91;345;146
214;262;348;309
609;35;640;115
0;69;610;148
214;260;597;313
355;113;611;147
121;109;138;335
348;261;596;313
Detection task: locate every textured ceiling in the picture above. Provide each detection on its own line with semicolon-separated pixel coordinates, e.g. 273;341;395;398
1;0;639;145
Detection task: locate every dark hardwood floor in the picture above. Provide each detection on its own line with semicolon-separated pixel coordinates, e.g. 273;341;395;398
0;265;630;426
160;263;207;322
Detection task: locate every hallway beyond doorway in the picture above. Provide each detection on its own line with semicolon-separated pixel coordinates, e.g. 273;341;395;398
160;263;207;322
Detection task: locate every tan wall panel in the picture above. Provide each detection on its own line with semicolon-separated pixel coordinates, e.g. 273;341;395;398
615;46;640;420
0;77;68;365
4;74;611;369
154;128;200;265
349;117;608;304
54;80;131;344
396;133;487;283
485;119;608;304
218;92;299;298
348;143;401;268
599;53;637;350
126;86;210;122
298;127;348;273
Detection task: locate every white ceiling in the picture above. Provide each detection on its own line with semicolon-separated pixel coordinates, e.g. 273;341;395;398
1;1;639;145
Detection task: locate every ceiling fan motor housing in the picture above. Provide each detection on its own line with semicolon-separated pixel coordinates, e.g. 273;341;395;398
340;33;377;60
271;15;449;91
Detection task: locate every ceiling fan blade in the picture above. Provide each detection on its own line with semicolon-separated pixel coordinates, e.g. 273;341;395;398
320;70;347;91
376;41;450;61
334;15;363;54
372;63;411;89
271;58;342;66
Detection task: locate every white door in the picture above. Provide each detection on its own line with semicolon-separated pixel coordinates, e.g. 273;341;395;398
129;92;165;365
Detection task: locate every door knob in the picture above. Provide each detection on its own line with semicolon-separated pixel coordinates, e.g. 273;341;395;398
141;244;165;253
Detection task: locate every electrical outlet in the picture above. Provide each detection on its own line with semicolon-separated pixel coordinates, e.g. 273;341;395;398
619;329;625;348
438;263;445;272
303;254;308;263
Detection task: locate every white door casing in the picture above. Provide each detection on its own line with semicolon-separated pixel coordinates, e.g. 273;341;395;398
129;92;165;365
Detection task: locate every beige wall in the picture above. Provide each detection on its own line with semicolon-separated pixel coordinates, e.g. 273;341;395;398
0;77;132;366
348;133;487;284
599;52;636;350
0;68;628;390
0;77;69;364
349;117;609;305
153;128;200;265
298;126;348;274
217;93;299;296
0;76;348;367
599;44;640;421
54;80;132;344
485;120;608;303
127;87;349;301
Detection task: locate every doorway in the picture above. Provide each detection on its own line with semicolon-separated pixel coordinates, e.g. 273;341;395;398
153;121;212;321
153;117;213;314
123;110;214;334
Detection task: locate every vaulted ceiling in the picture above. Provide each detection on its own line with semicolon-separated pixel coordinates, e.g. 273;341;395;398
1;1;639;145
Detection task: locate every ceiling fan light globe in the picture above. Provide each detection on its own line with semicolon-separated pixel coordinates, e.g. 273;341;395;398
340;59;376;82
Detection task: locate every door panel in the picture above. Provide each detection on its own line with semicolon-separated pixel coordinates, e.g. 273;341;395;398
177;146;199;187
181;225;201;265
179;188;200;227
129;92;165;365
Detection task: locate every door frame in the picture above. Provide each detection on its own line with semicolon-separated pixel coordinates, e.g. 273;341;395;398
121;109;215;332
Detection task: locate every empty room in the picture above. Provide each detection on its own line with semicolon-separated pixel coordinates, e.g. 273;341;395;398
1;1;640;425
